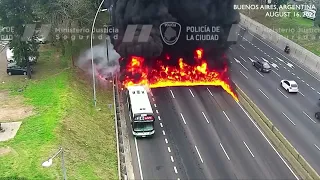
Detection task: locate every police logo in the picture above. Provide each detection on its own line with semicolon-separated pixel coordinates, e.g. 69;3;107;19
159;22;181;45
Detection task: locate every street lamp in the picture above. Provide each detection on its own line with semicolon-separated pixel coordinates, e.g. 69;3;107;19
91;0;106;107
42;147;67;180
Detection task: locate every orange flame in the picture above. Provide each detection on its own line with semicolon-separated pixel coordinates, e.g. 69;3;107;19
122;49;238;101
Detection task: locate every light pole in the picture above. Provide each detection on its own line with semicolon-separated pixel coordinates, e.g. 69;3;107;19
91;0;106;107
42;147;67;180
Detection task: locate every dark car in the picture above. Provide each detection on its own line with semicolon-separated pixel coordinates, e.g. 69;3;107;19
7;64;32;76
252;60;271;72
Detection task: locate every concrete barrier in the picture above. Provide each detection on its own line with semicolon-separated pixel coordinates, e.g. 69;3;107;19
239;13;320;75
236;86;319;179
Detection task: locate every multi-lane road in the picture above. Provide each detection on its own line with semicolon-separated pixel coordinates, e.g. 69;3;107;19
228;27;320;174
123;27;320;179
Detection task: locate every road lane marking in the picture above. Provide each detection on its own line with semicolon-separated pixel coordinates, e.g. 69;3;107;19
256;70;264;77
315;144;320;151
292;73;295;76
240;71;248;79
180;113;187;124
272;70;280;77
174;166;178;174
301;80;305;83
207;87;213;96
284;66;286;69
311;87;315;90
306;83;310;87
156;110;159;113
168;147;171;153
158;116;161;120
202;112;210;123
240;44;245;49
240;56;247;62
171;156;174;162
170;90;175;99
318;91;320;95
220;143;230;160
243;141;255;158
134;138;144;180
154;104;157;107
277;89;288;98
162;130;166;135
236;101;299;180
160;122;163;127
254;56;259;60
297;76;300;79
259;89;269;99
303;111;317;124
165;138;168;144
189;89;195;97
299;92;305;97
282;112;296;126
223;111;231;122
195;146;204;163
229;47;232;50
288;69;290;72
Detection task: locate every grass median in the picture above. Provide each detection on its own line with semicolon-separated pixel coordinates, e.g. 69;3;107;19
0;44;118;179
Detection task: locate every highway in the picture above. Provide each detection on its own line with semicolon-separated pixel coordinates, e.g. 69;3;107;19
125;86;298;179
228;27;320;173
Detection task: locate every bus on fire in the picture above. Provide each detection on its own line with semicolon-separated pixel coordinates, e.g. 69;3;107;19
126;85;155;137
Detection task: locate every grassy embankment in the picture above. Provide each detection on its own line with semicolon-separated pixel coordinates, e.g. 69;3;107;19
0;39;118;179
238;0;320;56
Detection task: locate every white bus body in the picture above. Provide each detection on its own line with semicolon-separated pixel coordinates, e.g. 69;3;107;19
126;86;155;137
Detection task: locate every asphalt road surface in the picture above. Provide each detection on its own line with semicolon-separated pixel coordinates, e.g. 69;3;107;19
229;26;320;173
126;86;298;179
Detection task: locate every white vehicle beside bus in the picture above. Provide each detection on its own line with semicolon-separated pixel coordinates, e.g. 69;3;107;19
126;85;155;137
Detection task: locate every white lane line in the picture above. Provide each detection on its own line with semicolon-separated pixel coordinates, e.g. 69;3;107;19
272;70;281;77
162;130;166;135
299;92;305;97
189;89;195;97
220;143;230;160
240;44;245;49
297;76;300;79
194;146;204;163
302;80;305;83
240;62;249;71
202;112;210;123
174;166;178;174
306;83;310;87
229;47;232;50
282;112;296;126
171;156;174;162
160;122;163;127
254;56;259;60
223;111;231;122
284;66;286;69
311;87;315;90
256;70;264;77
168;147;171;153
134;138;144;180
207;87;213;96
240;56;247;62
243;141;255;158
158;116;161;120
292;73;295;76
236;101;299;180
315;144;320;151
303;111;317;124
170;90;175;99
288;69;290;72
154;104;157;108
317;91;320;95
264;52;267;55
277;89;288;98
259;89;269;99
165;138;168;144
180;113;187;125
156;110;159;114
240;71;248;79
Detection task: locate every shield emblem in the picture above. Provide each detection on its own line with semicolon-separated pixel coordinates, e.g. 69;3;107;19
159;22;181;45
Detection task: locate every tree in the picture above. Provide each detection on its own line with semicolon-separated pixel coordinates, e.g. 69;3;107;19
0;0;39;79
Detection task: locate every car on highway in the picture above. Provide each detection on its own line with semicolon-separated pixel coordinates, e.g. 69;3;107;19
7;64;32;76
280;80;299;93
252;59;271;72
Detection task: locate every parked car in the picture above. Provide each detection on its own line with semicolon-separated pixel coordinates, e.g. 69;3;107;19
7;64;32;76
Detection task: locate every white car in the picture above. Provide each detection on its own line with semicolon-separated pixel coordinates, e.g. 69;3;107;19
280;80;299;93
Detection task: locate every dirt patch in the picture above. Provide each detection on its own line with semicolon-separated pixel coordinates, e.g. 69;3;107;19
0;147;12;156
0;91;34;122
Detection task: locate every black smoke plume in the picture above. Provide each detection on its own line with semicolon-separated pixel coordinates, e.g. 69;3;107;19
111;0;240;70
